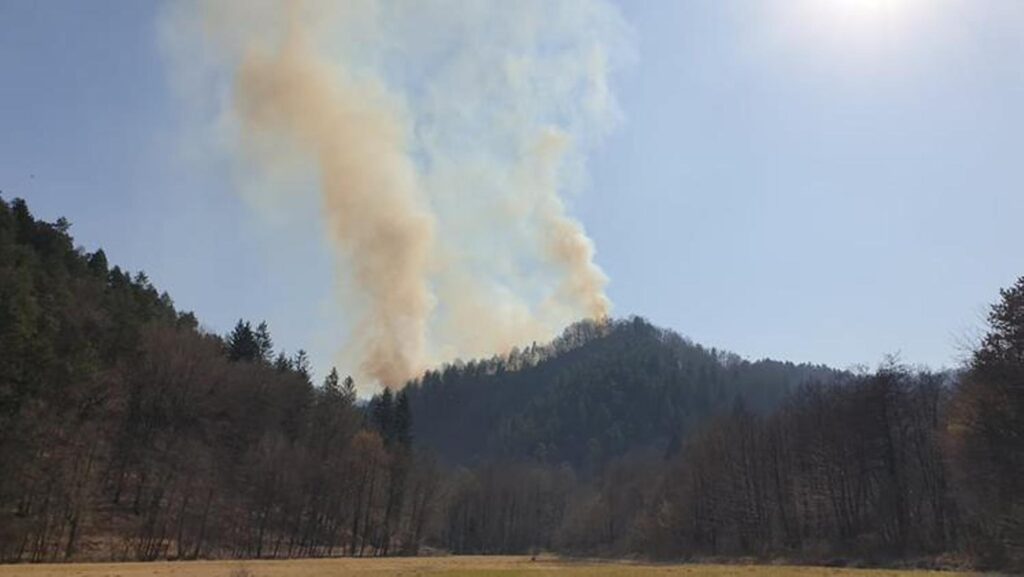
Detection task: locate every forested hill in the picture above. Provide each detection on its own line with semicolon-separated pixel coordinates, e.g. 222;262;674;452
404;318;839;470
0;195;425;562
5;194;1022;570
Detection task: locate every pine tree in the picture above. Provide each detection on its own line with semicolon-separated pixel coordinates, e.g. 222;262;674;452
87;249;108;276
254;321;274;363
342;375;357;405
373;388;395;444
324;367;340;396
293;349;312;384
394;390;413;448
950;276;1024;568
226;320;259;362
273;351;292;372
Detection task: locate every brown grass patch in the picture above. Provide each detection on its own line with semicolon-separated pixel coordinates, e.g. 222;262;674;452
0;556;982;577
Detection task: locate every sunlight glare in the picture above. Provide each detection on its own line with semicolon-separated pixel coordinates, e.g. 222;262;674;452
775;0;929;65
825;0;916;26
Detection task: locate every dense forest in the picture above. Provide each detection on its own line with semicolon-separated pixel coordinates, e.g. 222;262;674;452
405;318;838;470
0;196;435;561
1;195;1022;571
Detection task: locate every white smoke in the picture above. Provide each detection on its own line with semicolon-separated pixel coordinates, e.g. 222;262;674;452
161;0;631;386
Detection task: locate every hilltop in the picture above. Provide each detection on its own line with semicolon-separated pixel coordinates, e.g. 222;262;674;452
405;318;839;470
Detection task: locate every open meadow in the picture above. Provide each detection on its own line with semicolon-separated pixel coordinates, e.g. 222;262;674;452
0;557;982;577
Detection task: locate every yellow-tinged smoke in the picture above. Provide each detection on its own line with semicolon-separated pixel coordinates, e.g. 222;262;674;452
232;7;434;386
163;0;629;386
532;128;611;320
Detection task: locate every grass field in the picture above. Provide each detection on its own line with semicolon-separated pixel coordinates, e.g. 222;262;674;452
0;556;981;577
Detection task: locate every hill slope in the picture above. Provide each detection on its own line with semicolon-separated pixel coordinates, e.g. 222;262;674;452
404;317;839;470
0;196;419;561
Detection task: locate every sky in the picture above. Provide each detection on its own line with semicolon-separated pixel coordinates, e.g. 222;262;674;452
2;0;1022;382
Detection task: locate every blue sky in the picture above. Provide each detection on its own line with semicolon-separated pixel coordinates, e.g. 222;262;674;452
2;1;1022;380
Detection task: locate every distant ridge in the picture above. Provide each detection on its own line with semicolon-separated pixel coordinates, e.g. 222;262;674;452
404;316;840;471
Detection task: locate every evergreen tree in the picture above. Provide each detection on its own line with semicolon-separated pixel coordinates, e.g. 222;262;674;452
176;311;199;331
273;351;292;372
226;320;259;362
293;349;312;384
394;390;413;448
254;321;273;363
324;367;340;395
342;375;357;405
86;249;108;276
373;388;395;444
950;276;1024;568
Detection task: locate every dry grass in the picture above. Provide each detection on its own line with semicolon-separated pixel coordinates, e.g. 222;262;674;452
0;556;983;577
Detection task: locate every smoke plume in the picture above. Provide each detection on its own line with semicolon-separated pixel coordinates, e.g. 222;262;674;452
163;0;630;386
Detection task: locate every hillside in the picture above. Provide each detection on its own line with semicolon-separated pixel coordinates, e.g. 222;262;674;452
2;195;1022;570
0;196;422;561
405;318;838;470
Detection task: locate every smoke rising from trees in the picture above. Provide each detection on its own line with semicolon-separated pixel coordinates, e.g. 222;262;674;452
163;0;630;386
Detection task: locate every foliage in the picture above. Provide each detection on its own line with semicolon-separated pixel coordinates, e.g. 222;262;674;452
1;194;1021;571
946;276;1024;569
405;317;838;471
0;196;434;562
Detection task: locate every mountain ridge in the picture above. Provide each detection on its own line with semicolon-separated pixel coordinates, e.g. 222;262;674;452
403;316;841;471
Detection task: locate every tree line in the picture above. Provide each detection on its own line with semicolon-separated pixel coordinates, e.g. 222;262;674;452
404;317;838;472
418;281;1024;571
0;196;435;561
1;194;1021;571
